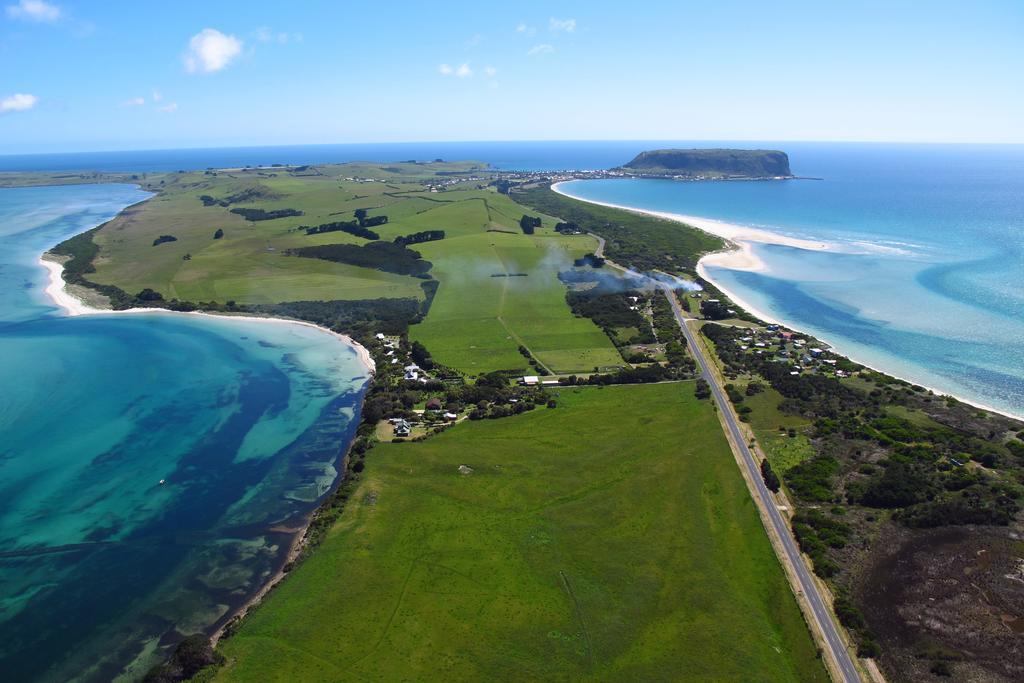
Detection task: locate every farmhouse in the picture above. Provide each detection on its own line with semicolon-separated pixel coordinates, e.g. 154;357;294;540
393;419;411;437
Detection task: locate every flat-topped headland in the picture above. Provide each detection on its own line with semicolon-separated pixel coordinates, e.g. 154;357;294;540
616;148;794;179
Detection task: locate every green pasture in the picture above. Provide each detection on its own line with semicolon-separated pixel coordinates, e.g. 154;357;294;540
215;383;826;683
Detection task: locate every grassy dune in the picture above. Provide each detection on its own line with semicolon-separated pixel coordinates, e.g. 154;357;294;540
215;384;826;682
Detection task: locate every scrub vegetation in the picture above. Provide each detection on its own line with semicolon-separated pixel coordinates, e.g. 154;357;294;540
699;319;1024;680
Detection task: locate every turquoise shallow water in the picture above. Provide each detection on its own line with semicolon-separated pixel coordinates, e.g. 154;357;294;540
0;185;370;681
557;144;1024;418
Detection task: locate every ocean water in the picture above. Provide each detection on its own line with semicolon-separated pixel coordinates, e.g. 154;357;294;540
0;139;777;173
557;143;1024;418
0;185;370;681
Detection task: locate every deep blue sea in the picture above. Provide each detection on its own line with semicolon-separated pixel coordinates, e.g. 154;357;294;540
0;185;370;681
0;139;772;173
556;144;1024;418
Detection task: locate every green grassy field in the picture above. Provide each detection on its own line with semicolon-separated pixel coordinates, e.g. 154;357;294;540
410;212;623;374
744;388;816;473
84;164;621;374
214;384;826;682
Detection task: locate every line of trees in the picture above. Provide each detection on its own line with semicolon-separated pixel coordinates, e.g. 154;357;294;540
303;220;380;240
288;242;433;277
394;230;445;246
229;207;303;221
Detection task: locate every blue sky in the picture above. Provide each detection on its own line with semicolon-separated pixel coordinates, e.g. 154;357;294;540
1;0;1022;153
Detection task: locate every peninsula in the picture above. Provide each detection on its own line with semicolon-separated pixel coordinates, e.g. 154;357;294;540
616;148;793;178
9;158;1023;683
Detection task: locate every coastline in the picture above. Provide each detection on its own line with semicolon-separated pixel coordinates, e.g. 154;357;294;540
39;255;376;374
38;250;377;651
550;181;1024;422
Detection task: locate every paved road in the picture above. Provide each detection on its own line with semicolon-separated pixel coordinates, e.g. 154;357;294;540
661;287;861;683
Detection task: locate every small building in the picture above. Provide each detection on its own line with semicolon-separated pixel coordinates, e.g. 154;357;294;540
393;419;411;437
541;379;560;386
443;411;458;421
520;375;540;386
425;397;443;411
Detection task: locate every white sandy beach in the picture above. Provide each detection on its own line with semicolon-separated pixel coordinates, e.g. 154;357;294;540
550;182;1024;421
38;255;376;374
550;181;830;325
552;181;831;274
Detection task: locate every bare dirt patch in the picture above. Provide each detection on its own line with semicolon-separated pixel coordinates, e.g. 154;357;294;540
859;525;1024;681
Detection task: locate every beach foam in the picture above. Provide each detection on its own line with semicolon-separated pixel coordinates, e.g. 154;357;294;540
551;180;1024;421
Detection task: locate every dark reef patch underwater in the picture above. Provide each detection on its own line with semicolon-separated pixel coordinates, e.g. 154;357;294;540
0;184;369;681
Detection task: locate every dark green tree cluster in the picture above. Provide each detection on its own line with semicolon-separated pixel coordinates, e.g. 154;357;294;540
791;509;850;577
573;253;605;268
565;289;651;341
518;214;541;234
784;456;840;502
152;234;177;246
694;378;712;400
410;340;434;370
760;459;780;492
288;242;433;277
394;230;445;246
229;207;303;221
303;220;380;240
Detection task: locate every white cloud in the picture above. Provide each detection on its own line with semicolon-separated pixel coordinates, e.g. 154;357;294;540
5;0;60;22
516;22;535;36
549;17;576;33
184;28;243;73
121;96;145;107
151;89;163;102
484;66;497;78
439;63;473;78
527;44;554;57
0;92;38;113
157;102;178;113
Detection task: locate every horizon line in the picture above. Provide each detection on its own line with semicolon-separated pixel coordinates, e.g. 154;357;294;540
3;138;1024;158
